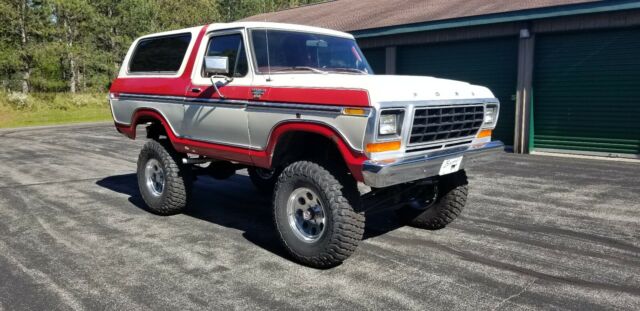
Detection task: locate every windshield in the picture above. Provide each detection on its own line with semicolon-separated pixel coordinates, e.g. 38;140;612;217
250;29;373;74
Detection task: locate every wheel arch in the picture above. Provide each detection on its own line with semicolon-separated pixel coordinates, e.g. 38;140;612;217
261;122;368;182
115;108;175;140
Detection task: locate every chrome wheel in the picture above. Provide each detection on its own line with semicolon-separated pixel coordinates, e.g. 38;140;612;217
144;158;165;197
286;187;326;243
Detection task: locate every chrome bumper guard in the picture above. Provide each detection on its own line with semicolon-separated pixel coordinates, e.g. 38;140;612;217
362;141;505;188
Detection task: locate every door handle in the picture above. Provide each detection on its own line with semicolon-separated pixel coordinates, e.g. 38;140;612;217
191;88;201;93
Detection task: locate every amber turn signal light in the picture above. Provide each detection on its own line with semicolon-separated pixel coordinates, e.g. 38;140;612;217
476;129;492;138
342;108;368;116
366;141;401;153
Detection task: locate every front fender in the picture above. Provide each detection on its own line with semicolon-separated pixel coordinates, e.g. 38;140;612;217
253;122;368;182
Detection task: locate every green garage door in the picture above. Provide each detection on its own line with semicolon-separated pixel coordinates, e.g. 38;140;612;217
397;37;518;145
533;28;640;155
362;48;386;74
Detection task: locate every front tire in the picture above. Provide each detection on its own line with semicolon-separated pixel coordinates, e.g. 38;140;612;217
137;139;192;215
273;161;364;268
396;170;468;230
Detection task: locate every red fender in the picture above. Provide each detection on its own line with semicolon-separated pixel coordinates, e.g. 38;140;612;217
251;122;367;181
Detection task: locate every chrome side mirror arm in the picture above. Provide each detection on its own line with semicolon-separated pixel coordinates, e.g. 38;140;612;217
210;75;233;99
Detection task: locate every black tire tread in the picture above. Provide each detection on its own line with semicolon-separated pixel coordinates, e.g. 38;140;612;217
403;171;468;230
137;139;191;215
273;161;364;268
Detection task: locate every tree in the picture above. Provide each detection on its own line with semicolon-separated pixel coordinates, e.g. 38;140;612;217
52;0;98;92
0;0;52;92
153;0;222;30
217;0;322;22
0;0;326;93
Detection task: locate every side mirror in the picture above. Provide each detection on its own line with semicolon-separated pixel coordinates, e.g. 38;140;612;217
204;56;229;76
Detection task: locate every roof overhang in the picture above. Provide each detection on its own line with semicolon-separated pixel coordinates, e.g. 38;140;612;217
352;0;640;38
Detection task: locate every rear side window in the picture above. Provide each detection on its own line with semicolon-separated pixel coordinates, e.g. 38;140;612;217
129;33;192;74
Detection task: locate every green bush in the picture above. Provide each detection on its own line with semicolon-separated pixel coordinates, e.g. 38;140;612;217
0;91;107;111
0;91;111;128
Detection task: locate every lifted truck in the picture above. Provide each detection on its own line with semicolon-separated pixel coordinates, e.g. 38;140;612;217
109;22;504;268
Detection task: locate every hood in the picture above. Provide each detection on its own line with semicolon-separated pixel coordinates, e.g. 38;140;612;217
262;74;496;107
357;75;495;104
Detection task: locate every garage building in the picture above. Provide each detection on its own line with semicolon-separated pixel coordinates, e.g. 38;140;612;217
243;0;640;158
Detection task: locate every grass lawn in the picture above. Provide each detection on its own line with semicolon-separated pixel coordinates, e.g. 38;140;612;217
0;92;112;128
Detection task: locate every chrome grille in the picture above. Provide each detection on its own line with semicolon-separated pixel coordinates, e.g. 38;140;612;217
409;105;484;145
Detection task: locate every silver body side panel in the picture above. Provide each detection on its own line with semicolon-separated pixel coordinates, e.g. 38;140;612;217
247;105;368;151
111;95;186;136
110;94;370;152
183;102;251;148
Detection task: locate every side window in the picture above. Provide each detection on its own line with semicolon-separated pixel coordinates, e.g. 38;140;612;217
204;34;248;78
129;33;192;73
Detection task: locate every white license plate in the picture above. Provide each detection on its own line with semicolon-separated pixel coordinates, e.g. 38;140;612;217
439;156;463;176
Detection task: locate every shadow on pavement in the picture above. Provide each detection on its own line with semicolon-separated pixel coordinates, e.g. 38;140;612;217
96;173;403;262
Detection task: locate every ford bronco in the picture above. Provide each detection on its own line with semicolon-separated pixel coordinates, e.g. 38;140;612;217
109;22;504;268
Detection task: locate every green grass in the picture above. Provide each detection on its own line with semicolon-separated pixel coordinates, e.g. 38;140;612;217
0;92;112;128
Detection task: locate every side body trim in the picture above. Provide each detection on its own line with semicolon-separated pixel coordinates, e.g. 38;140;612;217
116;92;348;113
111;93;370;152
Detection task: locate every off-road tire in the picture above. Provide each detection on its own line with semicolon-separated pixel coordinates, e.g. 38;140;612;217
137;139;192;215
396;170;468;230
273;161;364;268
248;167;279;194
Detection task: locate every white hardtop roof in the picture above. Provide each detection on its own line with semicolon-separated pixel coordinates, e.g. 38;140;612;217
135;22;354;42
208;22;354;38
136;26;202;41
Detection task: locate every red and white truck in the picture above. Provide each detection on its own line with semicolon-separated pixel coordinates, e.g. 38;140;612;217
109;22;504;267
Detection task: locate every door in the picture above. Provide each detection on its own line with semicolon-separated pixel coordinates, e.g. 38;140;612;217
533;28;640;156
183;30;253;149
397;37;519;145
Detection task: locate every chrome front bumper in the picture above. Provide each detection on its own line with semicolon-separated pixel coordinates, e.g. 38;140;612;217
362;141;505;188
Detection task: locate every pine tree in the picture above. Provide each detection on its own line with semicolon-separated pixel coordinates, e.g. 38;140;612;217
0;0;52;92
0;0;326;93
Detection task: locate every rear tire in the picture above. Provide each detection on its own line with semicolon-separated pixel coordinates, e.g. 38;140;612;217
273;161;364;268
137;139;192;215
396;170;468;230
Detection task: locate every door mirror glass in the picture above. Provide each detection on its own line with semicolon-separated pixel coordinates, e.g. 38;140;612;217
204;56;229;75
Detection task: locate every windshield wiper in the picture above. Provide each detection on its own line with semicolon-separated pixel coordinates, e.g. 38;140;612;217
329;67;368;74
276;66;328;74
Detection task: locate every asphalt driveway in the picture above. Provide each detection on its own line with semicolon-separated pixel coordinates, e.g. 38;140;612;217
0;123;638;310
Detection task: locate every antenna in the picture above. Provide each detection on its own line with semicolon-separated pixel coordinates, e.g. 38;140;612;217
263;1;272;82
265;28;272;82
